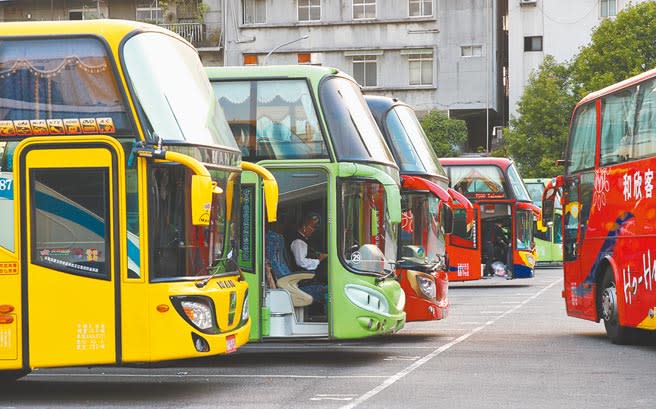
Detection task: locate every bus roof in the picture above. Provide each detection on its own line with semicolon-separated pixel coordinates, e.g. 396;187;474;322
206;65;340;82
438;156;514;169
578;67;656;106
0;19;173;38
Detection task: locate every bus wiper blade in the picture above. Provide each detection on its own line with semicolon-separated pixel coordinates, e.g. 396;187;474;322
194;258;229;288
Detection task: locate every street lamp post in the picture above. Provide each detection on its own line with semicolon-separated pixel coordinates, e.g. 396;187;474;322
262;34;310;65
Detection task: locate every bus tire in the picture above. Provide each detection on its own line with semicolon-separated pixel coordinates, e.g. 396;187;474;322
600;268;632;345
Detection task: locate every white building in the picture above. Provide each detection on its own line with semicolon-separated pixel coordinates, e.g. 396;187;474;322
222;0;505;151
507;0;650;121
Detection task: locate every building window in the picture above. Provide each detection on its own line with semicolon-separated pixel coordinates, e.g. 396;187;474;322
524;36;543;52
136;3;163;23
352;55;378;87
408;52;433;86
353;0;376;20
461;45;483;57
600;0;617;17
409;0;432;17
243;0;266;24
299;0;321;21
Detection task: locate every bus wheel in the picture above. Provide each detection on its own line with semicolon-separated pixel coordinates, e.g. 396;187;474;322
600;268;632;345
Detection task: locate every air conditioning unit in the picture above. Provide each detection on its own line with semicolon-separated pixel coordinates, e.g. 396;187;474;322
520;0;537;6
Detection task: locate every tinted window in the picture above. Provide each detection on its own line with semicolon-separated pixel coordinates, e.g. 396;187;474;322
600;87;637;166
321;77;394;164
212;79;328;161
568;103;597;173
449;165;507;200
634;78;656;159
385;106;446;176
0;37;131;136
32;168;109;279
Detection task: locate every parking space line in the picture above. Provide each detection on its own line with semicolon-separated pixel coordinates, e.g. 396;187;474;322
339;277;563;409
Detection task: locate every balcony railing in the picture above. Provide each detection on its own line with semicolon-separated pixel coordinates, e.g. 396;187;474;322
159;22;205;45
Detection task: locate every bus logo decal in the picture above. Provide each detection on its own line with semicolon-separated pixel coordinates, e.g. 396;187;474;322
593;168;610;210
622;169;654;202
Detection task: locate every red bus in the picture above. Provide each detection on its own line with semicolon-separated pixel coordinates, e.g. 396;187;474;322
367;96;474;320
440;157;540;281
543;67;656;343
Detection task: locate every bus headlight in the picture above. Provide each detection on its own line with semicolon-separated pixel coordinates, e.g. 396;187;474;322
171;296;219;334
416;275;436;299
345;284;389;315
240;291;249;323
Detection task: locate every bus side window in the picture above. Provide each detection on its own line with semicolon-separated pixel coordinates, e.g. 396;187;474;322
634;79;656;159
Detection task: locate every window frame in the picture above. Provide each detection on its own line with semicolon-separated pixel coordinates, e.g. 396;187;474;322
408;0;433;18
353;0;377;20
298;0;321;22
352;55;378;88
407;52;433;86
30;167;111;280
600;0;617;18
524;36;543;52
242;0;267;24
461;45;483;58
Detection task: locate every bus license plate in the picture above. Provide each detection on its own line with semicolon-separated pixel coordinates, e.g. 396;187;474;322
226;335;236;354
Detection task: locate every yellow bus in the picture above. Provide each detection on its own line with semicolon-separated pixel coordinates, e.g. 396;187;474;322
0;20;276;380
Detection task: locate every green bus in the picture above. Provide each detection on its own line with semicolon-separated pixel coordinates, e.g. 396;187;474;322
524;178;562;264
207;65;406;341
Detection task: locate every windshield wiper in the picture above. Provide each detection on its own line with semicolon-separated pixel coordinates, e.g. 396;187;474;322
195;257;233;288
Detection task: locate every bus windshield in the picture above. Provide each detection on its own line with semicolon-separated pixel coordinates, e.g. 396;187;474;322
399;192;445;269
122;32;238;151
385;106;446;176
149;164;240;280
450;165;507;199
507;164;531;201
211;79;329;161
340;179;398;275
320;77;395;165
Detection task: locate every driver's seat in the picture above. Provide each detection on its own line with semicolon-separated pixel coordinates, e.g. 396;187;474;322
266;230;314;307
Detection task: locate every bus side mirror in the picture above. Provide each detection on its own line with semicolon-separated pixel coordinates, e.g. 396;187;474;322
541;175;563;223
190;174;221;226
441;204;453;234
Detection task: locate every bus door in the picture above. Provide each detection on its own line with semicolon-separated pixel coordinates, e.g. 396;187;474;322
479;201;513;277
238;170;263;340
561;174;591;318
259;167;329;338
16;137;123;368
446;206;481;281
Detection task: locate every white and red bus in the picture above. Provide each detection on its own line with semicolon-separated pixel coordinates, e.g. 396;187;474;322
440;157;540;281
543;67;656;344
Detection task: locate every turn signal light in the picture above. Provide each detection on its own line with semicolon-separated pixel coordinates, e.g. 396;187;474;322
156;304;170;313
0;315;14;324
0;305;14;314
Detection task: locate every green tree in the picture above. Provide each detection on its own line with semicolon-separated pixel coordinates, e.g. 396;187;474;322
504;56;576;178
419;110;468;157
571;1;656;98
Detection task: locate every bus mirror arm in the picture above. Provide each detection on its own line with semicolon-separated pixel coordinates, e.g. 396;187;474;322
541;176;564;224
134;146;223;226
240;162;279;222
337;163;401;224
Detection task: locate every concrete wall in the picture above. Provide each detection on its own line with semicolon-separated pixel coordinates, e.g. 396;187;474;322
507;0;649;121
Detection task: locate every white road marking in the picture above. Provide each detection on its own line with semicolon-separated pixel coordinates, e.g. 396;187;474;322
501;301;522;304
383;356;420;361
339;277;563;409
480;310;506;314
310;394;358;401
